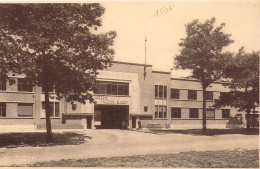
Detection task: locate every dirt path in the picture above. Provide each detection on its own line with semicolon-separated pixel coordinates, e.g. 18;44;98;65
0;129;259;166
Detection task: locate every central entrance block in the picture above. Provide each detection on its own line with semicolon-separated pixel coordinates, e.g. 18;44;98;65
94;105;129;129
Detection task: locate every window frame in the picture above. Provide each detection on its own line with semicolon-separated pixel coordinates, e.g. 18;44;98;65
171;89;180;99
188;90;197;100
206;109;215;119
0;80;6;91
41;101;60;118
0;103;6;117
95;81;129;96
155;85;167;99
18;78;33;92
206;91;213;101
171;107;181;119
17;103;33;117
189;108;199;118
222;109;230;119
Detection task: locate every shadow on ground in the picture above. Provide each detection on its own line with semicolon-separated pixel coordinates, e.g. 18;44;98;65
0;132;92;148
136;128;259;136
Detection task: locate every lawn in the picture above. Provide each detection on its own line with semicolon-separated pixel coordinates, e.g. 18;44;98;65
0;132;92;148
17;149;259;168
147;128;259;136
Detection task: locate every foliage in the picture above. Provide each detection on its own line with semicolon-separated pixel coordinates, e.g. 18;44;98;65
215;48;259;112
0;3;116;103
174;17;234;131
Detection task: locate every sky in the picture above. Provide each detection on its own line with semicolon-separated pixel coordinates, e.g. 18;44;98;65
97;1;260;78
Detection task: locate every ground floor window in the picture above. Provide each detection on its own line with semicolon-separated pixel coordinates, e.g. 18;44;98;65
155;105;167;119
206;109;215;118
171;108;181;118
222;109;230;119
18;103;33;117
189;108;199;118
0;103;6;117
41;102;60;118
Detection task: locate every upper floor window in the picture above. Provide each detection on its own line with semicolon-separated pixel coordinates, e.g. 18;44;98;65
222;109;230;119
188;90;197;100
206;109;215;118
18;78;32;92
0;103;6;117
95;81;129;96
171;89;180;99
220;92;228;98
0;80;6;91
171;107;181;118
155;85;167;99
189;108;199;118
206;91;213;101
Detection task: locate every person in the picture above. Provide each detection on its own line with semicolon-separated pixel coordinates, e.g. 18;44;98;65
138;119;142;130
122;120;126;130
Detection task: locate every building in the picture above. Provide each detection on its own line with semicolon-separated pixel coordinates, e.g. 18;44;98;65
0;61;256;130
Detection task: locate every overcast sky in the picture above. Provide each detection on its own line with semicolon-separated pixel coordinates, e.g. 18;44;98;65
98;1;260;78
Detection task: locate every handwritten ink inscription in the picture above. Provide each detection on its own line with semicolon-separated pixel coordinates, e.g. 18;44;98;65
151;4;174;19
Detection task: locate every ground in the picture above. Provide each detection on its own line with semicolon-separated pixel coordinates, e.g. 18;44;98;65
0;128;259;167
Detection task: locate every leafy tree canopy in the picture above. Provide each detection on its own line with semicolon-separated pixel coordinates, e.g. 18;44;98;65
0;3;116;104
175;17;234;88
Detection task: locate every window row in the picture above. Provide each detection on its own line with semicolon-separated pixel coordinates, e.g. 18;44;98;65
0;102;61;118
171;89;223;101
95;81;129;96
0;103;34;117
0;79;33;92
171;108;230;119
155;85;167;99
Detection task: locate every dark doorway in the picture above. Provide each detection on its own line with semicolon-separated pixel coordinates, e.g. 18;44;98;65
94;105;129;129
132;116;136;128
87;116;92;129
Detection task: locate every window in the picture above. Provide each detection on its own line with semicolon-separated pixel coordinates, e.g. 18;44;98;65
95;81;129;96
188;90;197;100
18;103;33;117
155;85;167;99
220;92;228;98
171;89;180;99
171;108;181;118
42;102;60;118
189;108;199;118
206;109;215;118
206;91;213;101
18;79;32;92
0;103;6;117
0;80;6;91
155;105;167;119
222;109;230;119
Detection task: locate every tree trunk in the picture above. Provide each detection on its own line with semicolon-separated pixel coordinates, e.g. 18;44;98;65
246;109;251;129
202;85;207;133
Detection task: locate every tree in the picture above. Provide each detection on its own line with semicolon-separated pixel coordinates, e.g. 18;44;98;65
0;4;116;142
215;48;259;128
174;17;234;132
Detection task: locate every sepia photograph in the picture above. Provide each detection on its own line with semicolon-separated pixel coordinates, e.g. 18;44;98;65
0;1;259;168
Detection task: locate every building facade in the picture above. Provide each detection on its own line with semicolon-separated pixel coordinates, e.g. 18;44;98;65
0;61;256;130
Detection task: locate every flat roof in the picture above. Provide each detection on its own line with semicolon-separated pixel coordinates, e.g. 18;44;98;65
111;61;152;67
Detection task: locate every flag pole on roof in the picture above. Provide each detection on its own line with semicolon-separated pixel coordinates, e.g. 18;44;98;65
144;36;147;80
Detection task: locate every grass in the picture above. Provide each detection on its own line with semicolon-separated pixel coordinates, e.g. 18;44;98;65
0;132;92;148
146;128;259;136
16;149;259;168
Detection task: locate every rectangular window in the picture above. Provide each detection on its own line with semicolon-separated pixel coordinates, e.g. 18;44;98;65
163;106;167;118
220;92;228;98
222;109;230;119
18;79;32;92
189;108;199;118
206;91;213;101
171;89;180;99
0;103;6;117
171;108;181;118
0;80;6;91
155;105;158;118
18;103;33;117
206;109;215;118
188;90;197;100
95;82;129;96
155;85;167;99
159;106;163;118
42;102;60;118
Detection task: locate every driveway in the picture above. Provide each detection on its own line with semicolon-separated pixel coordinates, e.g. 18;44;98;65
0;129;259;166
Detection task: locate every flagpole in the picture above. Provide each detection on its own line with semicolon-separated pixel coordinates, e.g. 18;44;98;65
144;36;147;80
